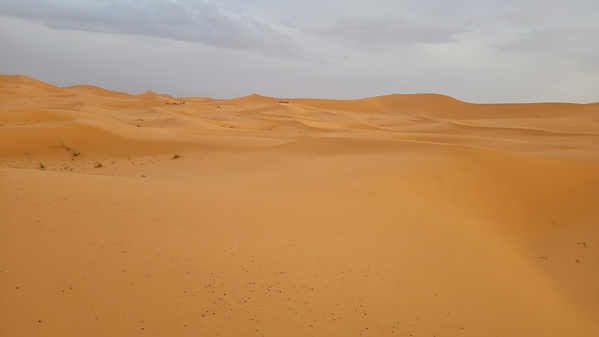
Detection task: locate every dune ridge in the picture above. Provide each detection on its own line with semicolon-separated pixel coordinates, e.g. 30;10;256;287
1;74;598;337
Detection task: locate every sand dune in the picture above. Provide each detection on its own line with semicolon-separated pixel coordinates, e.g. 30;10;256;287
1;74;598;336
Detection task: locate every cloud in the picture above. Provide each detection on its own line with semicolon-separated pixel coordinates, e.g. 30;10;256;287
577;53;599;72
493;27;580;53
0;0;305;57
492;25;599;75
308;16;464;49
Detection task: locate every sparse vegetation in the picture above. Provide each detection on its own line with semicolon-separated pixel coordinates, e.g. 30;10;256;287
173;153;181;159
38;162;45;170
59;144;71;151
94;162;103;168
72;150;81;157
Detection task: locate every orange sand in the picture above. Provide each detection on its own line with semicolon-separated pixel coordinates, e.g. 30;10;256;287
1;74;598;336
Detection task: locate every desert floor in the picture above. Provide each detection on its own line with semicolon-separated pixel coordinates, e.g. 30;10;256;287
1;74;599;336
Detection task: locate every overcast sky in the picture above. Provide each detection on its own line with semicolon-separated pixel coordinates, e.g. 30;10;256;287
1;0;598;102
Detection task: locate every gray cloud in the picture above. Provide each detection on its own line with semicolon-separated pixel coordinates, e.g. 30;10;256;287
492;24;599;75
494;27;580;53
577;53;599;73
0;0;305;57
309;16;463;49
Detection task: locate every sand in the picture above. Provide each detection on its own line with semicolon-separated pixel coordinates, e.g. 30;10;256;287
1;74;598;336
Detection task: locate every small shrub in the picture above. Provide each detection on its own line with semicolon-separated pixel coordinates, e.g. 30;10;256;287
38;162;45;170
94;162;103;168
72;150;81;157
173;153;180;159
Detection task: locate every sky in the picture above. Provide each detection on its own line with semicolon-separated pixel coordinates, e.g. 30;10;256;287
1;0;598;103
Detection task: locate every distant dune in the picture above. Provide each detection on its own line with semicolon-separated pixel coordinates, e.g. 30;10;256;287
1;74;598;337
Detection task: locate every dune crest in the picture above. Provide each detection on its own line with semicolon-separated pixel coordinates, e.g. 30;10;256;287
1;75;598;337
0;74;58;86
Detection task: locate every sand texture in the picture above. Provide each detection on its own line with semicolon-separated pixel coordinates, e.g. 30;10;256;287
1;74;599;336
